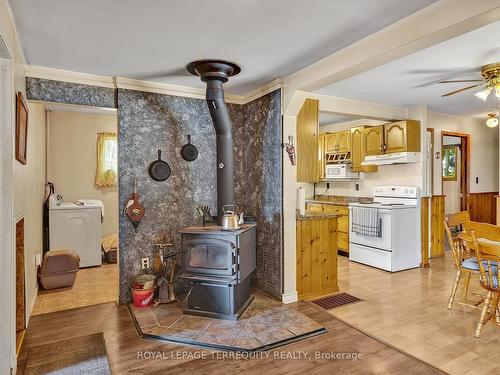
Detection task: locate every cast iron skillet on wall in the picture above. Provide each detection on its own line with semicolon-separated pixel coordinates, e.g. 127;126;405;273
148;150;171;181
180;134;198;162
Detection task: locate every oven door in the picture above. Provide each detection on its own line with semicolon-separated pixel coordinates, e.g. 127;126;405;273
183;238;237;278
349;208;392;251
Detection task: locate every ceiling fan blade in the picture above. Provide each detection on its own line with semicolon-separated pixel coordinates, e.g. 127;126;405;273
441;84;480;97
438;79;483;83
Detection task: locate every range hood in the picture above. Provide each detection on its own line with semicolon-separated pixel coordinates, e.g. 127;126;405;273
361;152;421;166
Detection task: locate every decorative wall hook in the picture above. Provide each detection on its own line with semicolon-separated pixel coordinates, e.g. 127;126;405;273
282;135;296;166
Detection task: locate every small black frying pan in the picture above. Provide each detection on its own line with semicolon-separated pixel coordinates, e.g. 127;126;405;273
180;134;198;162
148;150;171;181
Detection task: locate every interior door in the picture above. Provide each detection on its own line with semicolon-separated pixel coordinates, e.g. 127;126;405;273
364;126;384;156
385;121;407;154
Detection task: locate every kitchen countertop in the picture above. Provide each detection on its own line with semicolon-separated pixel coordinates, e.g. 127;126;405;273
305;195;373;206
296;211;341;221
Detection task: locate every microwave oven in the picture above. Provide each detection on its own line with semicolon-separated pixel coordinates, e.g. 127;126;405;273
325;164;359;179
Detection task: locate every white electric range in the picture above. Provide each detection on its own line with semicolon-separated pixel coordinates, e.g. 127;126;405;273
348;186;421;272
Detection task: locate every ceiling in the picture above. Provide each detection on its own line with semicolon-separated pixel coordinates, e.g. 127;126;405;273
319;112;356;126
9;0;436;95
316;20;500;117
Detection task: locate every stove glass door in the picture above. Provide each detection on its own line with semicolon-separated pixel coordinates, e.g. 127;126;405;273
184;238;236;277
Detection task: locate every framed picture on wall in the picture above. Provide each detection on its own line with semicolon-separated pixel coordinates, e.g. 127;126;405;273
15;91;29;164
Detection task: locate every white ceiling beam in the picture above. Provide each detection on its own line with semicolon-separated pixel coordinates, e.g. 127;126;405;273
284;0;500;107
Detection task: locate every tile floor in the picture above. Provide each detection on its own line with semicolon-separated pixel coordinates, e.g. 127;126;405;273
32;263;118;315
130;292;326;351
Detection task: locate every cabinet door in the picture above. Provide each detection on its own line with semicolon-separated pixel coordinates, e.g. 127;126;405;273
350;127;363;172
364;126;384;156
297;99;319;182
385;121;407;153
318;133;325;180
325;133;336;153
336;131;351;153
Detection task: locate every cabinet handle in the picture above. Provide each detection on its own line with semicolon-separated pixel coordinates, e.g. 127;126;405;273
383;144;387;151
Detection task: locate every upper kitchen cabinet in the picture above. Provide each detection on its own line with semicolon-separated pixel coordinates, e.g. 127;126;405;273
351;126;377;172
325;133;336;153
318;133;325;181
325;131;350;154
364;125;385;156
297;98;319;182
335;130;351;153
385;120;421;154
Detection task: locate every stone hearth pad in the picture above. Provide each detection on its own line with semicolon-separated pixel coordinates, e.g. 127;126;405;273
129;293;326;352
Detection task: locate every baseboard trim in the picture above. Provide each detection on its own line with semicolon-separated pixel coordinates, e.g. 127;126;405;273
26;284;38;327
281;291;298;304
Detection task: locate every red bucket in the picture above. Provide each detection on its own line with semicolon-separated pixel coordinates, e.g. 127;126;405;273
132;287;154;307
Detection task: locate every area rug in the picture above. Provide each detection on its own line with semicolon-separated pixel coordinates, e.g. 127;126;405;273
129;293;326;352
312;293;362;310
23;332;112;375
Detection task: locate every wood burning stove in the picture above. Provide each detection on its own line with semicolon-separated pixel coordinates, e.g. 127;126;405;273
180;224;256;320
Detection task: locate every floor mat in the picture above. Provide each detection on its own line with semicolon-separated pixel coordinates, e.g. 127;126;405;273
129;293;326;352
312;293;362;310
23;332;111;375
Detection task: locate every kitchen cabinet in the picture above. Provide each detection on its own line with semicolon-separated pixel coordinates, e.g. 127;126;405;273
318;133;325;180
385;120;420;154
325;133;336;154
297;98;319;182
296;216;338;300
307;203;350;253
351;126;378;173
335;130;351;153
364;120;421;157
325;131;351;154
364;125;385;156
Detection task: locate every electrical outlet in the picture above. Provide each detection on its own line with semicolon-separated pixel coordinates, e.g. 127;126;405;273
355;183;360;191
476;177;479;184
141;257;149;270
326;182;330;189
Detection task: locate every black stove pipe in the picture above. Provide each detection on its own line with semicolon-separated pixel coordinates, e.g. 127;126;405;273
187;60;240;224
206;79;234;223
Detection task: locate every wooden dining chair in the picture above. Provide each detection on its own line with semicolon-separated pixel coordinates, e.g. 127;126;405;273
467;230;500;338
444;214;482;309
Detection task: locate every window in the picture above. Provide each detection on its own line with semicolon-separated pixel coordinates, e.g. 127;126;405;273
442;145;457;181
95;132;117;186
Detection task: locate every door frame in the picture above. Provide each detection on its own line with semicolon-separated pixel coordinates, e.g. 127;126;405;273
0;53;15;372
440;131;470;212
426;128;434;195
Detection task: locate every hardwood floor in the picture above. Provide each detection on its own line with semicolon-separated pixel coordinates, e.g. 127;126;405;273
32;263;118;315
330;254;500;375
18;299;441;374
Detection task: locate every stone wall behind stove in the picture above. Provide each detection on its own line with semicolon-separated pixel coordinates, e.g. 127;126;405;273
25;77;283;302
118;88;283;303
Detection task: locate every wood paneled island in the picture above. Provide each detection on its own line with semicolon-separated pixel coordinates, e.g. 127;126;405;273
296;213;339;300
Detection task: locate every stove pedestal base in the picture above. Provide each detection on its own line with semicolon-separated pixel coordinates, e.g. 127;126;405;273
183;277;253;320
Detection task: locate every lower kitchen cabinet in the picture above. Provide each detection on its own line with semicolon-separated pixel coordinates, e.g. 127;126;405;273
308;203;350;253
296;216;339;300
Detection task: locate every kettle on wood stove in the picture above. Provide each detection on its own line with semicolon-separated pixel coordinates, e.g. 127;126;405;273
221;205;241;231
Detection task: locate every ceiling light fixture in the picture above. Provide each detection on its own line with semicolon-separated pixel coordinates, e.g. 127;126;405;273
496;84;500;100
474;87;492;101
486;113;498;128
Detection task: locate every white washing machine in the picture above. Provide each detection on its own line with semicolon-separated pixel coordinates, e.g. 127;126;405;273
49;203;102;267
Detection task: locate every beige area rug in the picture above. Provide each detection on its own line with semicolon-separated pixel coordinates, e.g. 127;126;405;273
23;332;112;375
130;293;326;352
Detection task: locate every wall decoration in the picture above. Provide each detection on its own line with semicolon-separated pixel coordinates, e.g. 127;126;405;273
15;91;29;164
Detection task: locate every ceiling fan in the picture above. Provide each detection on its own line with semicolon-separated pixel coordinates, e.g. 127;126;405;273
440;63;500;100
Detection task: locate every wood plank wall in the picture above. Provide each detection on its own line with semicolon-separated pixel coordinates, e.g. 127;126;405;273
467;192;498;224
296;217;338;300
296;98;319;182
420;197;430;267
431;195;445;258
